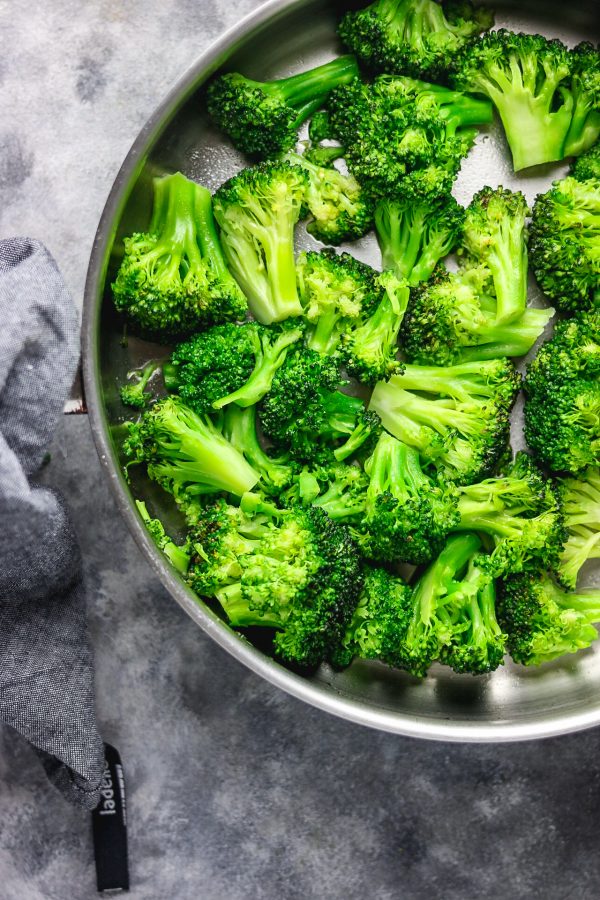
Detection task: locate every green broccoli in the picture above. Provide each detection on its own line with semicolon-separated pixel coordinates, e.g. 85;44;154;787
400;265;554;366
450;452;565;578
370;358;520;484
287;151;373;244
570;142;600;182
328;75;493;199
206;55;359;159
452;31;600;171
123;396;260;501
135;500;190;574
374;192;465;286
120;361;160;409
112;172;247;339
524;314;600;474
296;249;381;356
338;0;493;81
358;431;459;564
556;468;600;591
308;109;335;143
166;321;303;415
460;186;529;326
498;570;600;666
529;176;600;315
311;461;369;521
212;161;307;324
222;404;297;495
187;496;363;666
342;270;410;385
331;566;413;669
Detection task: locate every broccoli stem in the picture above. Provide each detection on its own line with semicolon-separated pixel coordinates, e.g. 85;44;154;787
319;391;365;437
136;500;190;575
313;481;366;520
193;184;237;283
334;415;376;462
149;173;204;272
266;55;359;110
216;582;285;628
213;327;302;409
349;276;409;370
307;308;343;355
223;404;292;488
365;433;426;514
457;308;555;362
394;363;492;402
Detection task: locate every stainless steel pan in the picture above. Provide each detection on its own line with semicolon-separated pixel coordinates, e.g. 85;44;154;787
82;0;600;741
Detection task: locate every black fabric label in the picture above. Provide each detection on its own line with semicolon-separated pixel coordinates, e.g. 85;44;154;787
92;744;129;893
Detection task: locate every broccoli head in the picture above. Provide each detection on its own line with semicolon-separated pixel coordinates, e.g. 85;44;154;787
556;468;600;591
120;361;160;409
359;432;459;564
112;172;247;339
187;496;363;666
375;191;464;286
338;0;493;82
401;265;554;366
524;313;600;474
570;142;600;182
498;570;600;666
206;55;359;158
529;175;600;315
451;452;566;578
213;161;308;324
122;396;260;501
287;152;373;245
460;186;529;326
370;358;520;484
331;566;413;669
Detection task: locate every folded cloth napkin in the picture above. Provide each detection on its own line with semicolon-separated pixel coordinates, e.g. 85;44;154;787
0;237;105;809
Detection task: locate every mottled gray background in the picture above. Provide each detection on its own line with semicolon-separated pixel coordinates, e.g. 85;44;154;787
1;2;600;899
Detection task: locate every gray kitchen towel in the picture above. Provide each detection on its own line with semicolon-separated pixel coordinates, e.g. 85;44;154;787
0;237;105;808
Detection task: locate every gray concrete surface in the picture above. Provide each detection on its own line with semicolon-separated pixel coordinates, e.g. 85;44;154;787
1;2;600;899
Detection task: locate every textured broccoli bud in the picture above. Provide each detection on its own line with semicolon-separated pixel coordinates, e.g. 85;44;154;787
529;176;600;315
206;55;359;159
498;570;600;666
338;0;493;81
570;142;600;182
213;161;308;325
112;172;247;339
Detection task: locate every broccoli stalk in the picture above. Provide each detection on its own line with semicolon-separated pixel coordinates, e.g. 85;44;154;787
135;500;190;574
207;56;359;159
113;172;247;338
123;396;260;500
563;43;600;158
120;361;160;409
222;404;295;494
460;186;529;326
374;193;464;286
499;571;600;666
557;469;600;590
213;162;308;324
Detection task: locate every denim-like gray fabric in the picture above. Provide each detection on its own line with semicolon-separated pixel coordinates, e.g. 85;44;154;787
0;237;104;809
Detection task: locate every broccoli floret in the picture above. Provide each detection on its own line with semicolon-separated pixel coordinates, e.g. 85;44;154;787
331;566;413;669
400;532;484;676
122;396;260;500
563;43;600;158
451;452;565;578
222;404;297;496
296;249;381;356
529;176;600;315
339;0;492;82
524;314;600;474
359;431;459;564
112;172;247;339
498;570;600;666
206;55;359;158
556;469;600;591
120;361;160;409
570;142;600;182
213;161;308;324
135;500;190;574
370;358;520;484
460;186;529;326
287;152;373;244
308;109;335;142
453;31;600;171
401;265;554;366
342;270;410;385
328;75;493;199
312;461;369;521
187;497;363;666
167;321;302;414
335;409;382;463
375;192;465;285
